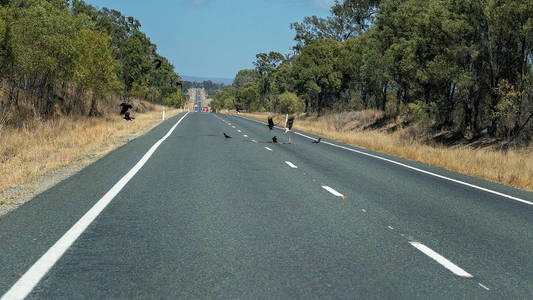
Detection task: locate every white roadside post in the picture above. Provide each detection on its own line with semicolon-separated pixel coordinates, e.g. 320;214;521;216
162;107;166;120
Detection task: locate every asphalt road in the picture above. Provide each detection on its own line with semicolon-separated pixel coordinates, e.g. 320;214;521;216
1;112;532;299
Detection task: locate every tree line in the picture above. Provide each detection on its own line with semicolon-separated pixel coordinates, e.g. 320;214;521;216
0;0;184;124
211;0;532;142
181;80;226;99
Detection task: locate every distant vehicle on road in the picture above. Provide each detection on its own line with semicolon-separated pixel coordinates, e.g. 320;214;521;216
203;107;209;112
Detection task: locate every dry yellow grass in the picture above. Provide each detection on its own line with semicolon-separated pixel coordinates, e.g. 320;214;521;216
0;105;181;196
240;112;533;192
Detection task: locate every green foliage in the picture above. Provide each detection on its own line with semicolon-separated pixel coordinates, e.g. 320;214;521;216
210;87;236;111
163;91;185;108
254;51;285;109
236;82;258;111
0;0;182;121
233;69;259;89
400;101;430;125
293;39;343;112
73;28;118;95
493;80;522;138
278;92;304;114
290;0;381;51
233;0;533;141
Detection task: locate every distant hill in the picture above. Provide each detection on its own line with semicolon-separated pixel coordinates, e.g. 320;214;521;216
181;75;233;86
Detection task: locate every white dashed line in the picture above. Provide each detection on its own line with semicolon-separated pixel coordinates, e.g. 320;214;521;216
264;147;273;152
478;283;490;291
322;186;345;198
362;209;367;212
1;113;191;300
388;226;394;230
232;126;236;128
236;115;533;208
285;161;298;168
237;130;242;132
244;135;248;137
409;242;473;278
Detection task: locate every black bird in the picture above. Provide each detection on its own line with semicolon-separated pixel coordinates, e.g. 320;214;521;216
224;133;232;138
272;136;278;143
267;116;274;130
312;137;321;144
123;112;134;121
154;59;162;69
119;102;133;115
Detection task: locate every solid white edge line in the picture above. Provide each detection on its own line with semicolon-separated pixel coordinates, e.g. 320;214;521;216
1;113;190;300
322;186;344;197
264;147;273;152
409;241;473;278
285;161;298;169
235;115;533;207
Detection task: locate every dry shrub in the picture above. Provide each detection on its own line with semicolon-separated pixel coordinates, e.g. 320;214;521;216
0;105;180;194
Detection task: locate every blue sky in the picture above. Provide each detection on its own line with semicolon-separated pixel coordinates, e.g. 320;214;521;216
84;0;334;80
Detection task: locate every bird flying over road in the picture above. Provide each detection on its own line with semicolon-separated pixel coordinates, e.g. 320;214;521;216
119;103;133;115
224;133;232;138
272;136;278;143
312;138;321;144
267;117;274;130
154;59;162;69
123;112;134;121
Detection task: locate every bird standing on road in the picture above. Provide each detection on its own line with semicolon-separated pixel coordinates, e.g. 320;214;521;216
272;136;278;143
312;138;321;144
123;112;134;121
285;115;295;143
267;117;275;130
119;103;133;115
224;133;232;138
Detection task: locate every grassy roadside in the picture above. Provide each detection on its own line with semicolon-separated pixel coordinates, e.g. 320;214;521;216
237;111;533;192
0;105;181;209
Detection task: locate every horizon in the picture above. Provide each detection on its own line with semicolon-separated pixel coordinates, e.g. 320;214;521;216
83;0;334;79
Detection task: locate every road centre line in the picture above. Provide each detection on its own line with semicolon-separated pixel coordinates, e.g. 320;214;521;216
322;186;345;198
1;113;190;300
478;283;490;290
409;241;473;278
236;115;533;207
244;135;248;137
285;161;298;168
264;147;273;152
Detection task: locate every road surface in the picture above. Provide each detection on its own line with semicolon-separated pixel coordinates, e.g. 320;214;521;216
1;112;532;299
